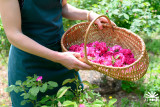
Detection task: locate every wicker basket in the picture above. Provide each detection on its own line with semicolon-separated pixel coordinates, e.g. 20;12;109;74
61;15;149;81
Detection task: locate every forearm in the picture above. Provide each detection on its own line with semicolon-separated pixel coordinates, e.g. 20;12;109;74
62;3;89;20
7;32;63;63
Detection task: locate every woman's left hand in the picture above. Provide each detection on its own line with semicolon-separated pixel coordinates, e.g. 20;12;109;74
89;11;116;30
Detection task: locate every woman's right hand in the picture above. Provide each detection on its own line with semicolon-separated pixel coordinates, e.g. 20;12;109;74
58;52;92;70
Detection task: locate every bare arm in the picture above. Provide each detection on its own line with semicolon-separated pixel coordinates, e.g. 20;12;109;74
0;0;91;70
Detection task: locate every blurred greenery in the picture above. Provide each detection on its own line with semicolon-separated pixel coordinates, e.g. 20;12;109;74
0;18;10;64
0;0;160;106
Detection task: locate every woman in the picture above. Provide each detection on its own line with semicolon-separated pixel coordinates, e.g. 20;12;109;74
0;0;115;106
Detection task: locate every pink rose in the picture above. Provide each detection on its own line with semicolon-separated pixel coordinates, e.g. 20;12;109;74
69;45;81;52
125;58;136;64
80;43;84;47
114;53;125;67
79;104;85;107
103;55;113;66
111;45;122;52
119;49;132;55
36;76;43;81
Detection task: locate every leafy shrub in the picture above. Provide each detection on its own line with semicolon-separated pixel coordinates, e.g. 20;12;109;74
121;81;137;93
0;18;10;63
91;0;160;36
6;75;117;107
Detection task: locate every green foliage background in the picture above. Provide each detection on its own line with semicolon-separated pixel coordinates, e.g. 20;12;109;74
0;0;160;105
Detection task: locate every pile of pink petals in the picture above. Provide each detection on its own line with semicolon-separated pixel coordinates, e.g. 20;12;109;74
69;41;136;67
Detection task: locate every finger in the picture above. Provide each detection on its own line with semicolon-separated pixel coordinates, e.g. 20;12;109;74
76;60;92;70
95;19;103;30
78;57;85;62
99;17;108;23
100;17;117;26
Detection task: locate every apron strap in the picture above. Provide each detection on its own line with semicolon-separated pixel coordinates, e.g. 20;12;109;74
18;0;24;10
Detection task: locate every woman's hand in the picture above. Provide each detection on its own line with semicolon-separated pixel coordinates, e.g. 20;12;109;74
89;11;116;30
58;52;92;70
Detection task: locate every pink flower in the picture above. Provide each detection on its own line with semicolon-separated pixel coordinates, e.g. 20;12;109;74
69;42;136;67
119;49;131;55
79;104;85;107
110;45;122;52
69;45;81;52
87;47;95;57
93;57;104;64
103;55;113;66
114;53;125;67
134;13;137;16
87;43;94;47
103;98;107;102
125;58;136;64
36;76;42;81
80;43;84;47
106;10;109;13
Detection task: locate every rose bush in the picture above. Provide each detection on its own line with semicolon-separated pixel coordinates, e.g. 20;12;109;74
5;75;117;107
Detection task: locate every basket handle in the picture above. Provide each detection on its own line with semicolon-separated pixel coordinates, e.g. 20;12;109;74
84;15;113;64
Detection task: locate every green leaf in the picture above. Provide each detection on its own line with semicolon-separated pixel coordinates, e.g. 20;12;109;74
62;78;75;85
65;90;74;96
116;55;120;59
108;98;117;106
112;9;119;15
21;100;27;105
123;13;129;20
82;81;93;89
112;56;115;65
5;85;15;92
63;101;77;107
40;83;47;93
15;80;22;85
86;91;94;99
29;94;37;100
24;93;30;99
14;87;20;93
59;97;65;104
29;87;39;96
93;99;104;105
40;97;50;104
92;84;99;89
157;15;160;19
21;93;30;99
57;86;70;98
132;9;142;12
48;81;58;88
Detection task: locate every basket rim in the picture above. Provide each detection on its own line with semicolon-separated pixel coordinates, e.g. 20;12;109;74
61;22;146;69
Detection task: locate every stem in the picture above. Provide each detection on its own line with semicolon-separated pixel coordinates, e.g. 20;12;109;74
76;81;81;103
50;96;56;106
21;85;35;105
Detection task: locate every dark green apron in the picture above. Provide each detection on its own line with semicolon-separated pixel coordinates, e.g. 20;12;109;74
8;0;81;107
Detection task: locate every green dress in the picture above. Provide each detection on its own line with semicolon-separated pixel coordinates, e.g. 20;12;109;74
8;0;81;106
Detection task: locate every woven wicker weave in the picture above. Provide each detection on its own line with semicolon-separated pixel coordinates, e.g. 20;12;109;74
61;15;149;81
